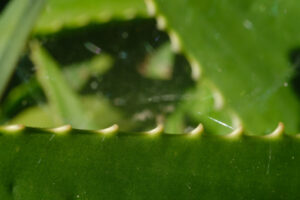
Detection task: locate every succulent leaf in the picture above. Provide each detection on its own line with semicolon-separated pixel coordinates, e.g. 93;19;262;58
150;0;300;134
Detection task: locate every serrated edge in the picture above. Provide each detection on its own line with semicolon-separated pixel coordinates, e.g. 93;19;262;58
49;124;72;134
95;124;119;135
145;123;164;135
188;123;204;136
263;122;284;139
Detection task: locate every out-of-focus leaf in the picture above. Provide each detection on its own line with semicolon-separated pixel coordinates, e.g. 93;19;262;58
153;0;300;134
0;127;300;199
30;41;96;129
81;95;134;130
10;105;56;128
63;54;113;91
0;0;45;99
0;78;42;120
34;0;147;34
10;95;126;129
140;42;174;80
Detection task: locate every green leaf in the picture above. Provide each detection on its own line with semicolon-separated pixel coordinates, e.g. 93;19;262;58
0;78;43;122
140;42;174;80
9;95;125;129
30;41;96;129
9;105;56;128
0;127;299;199
63;53;113;91
165;79;234;135
34;0;148;34
151;0;300;134
0;0;45;99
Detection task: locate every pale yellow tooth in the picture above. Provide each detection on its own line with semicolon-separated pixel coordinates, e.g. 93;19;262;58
189;58;202;81
169;30;182;53
145;0;156;16
96;124;119;135
230;112;242;129
212;87;224;110
50;125;72;134
1;124;25;132
188;124;204;136
156;15;167;30
264;122;284;139
225;125;244;139
145;124;164;135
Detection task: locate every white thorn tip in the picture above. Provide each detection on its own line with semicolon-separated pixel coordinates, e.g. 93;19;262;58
2;124;25;132
226;126;244;138
230;112;242;129
145;124;164;135
97;124;119;134
145;0;156;16
169;31;182;53
265;122;284;138
190;58;202;81
51;125;72;134
189;124;204;136
156;15;167;30
212;88;224;110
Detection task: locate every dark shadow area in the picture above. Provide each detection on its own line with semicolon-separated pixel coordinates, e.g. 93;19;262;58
36;18;166;65
289;47;300;97
0;0;9;13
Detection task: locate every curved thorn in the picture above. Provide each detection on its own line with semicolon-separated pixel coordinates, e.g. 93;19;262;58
264;122;284;139
50;125;72;134
1;124;25;133
230;112;242;129
188;124;204;136
225;126;244;139
145;0;156;16
145;124;164;135
156;15;167;30
212;88;224;110
96;124;119;135
189;58;202;81
169;30;182;53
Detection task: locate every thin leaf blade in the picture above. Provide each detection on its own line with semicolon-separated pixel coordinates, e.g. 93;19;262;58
0;0;45;99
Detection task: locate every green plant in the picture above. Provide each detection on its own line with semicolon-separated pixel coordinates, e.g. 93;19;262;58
0;0;299;199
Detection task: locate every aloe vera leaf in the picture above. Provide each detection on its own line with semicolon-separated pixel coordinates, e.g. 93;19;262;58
150;0;300;134
0;126;299;199
30;42;96;129
34;0;147;34
0;0;45;99
165;79;234;134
